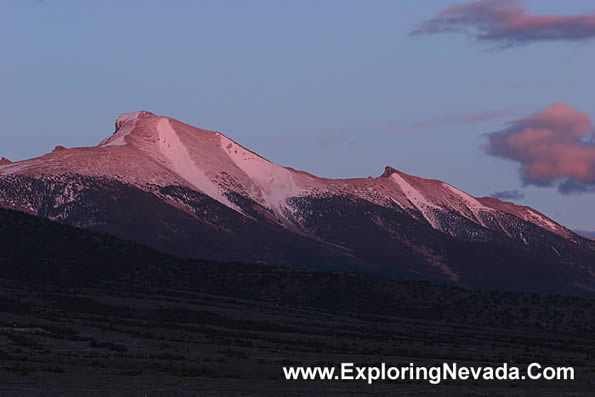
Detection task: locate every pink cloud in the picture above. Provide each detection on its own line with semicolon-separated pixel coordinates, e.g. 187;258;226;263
485;103;595;193
411;0;595;47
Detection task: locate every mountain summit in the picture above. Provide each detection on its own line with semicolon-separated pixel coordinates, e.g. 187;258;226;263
1;111;594;294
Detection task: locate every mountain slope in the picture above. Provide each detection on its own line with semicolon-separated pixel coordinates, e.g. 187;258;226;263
1;111;594;293
0;209;593;396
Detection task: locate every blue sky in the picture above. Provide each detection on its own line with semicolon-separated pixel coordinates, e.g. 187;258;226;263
1;0;595;231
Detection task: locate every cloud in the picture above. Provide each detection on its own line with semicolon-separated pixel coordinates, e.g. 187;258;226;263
485;102;595;194
411;110;515;130
410;0;595;48
557;179;595;194
490;189;524;200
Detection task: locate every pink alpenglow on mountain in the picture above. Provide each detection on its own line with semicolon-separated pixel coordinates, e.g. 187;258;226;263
0;111;594;294
0;111;569;236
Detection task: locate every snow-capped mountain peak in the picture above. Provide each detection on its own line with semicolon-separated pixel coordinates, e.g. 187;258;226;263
0;111;580;241
99;111;151;147
1;111;593;294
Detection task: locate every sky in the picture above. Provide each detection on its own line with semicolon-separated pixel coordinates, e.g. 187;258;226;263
1;0;595;231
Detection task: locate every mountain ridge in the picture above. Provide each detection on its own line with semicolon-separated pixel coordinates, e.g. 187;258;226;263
0;111;573;237
1;111;594;293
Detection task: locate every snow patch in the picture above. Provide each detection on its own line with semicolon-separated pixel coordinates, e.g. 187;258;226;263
219;135;304;218
156;118;240;212
389;172;440;228
100;112;143;147
0;159;41;176
527;209;560;232
442;183;492;227
389;197;405;209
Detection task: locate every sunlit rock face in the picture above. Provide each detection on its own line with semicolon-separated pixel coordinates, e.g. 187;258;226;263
1;111;594;294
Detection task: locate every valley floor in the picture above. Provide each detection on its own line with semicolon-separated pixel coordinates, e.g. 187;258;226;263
0;280;593;396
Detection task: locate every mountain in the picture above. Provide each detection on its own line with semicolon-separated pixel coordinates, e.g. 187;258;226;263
2;207;594;395
0;206;178;284
1;111;594;294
